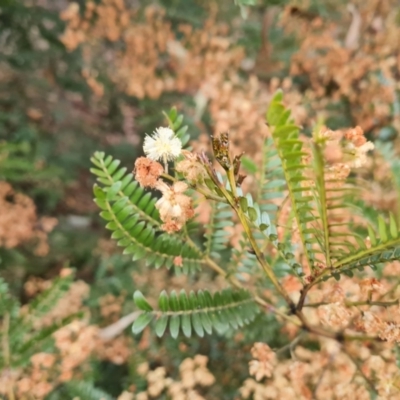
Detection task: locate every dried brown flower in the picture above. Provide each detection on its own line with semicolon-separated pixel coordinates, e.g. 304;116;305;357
249;343;276;381
134;157;164;188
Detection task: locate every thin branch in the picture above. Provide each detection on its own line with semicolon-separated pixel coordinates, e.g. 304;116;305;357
342;347;378;396
344;4;362;50
275;332;304;356
304;299;400;308
99;311;141;340
2;313;15;400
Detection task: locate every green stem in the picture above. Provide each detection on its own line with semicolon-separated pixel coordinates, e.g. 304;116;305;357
343;347;378;395
313;143;332;268
224;161;295;309
304;299;400;308
204;256;301;327
239;207;295;308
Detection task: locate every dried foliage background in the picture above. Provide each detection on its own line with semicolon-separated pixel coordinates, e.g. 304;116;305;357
1;0;400;399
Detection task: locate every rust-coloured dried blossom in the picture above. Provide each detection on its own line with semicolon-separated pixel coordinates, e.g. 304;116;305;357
379;322;400;343
161;219;183;234
30;353;56;369
134;157;164;188
324;284;345;303
173;255;183;267
317;302;353;329
359;278;385;297
249;342;277;381
323;138;343;164
99;293;124;320
96;335;132;365
344;126;367;147
281;1;400;134
136;356;215;400
0;182;57;254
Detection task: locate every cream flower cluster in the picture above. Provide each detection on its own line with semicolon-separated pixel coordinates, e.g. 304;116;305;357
134;128;194;233
143;127;182;162
155;181;194;233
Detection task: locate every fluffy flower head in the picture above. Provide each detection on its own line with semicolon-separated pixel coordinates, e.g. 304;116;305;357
155;181;194;233
143;127;182;162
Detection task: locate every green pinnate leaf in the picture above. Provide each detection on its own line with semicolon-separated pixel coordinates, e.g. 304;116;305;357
248;207;257;222
155;315;169;337
390;213;398;239
181;314;192;338
367;224;377;246
133;291;153;312
378;215;388;242
169;315;180;339
169;291;180;311
132;313;153;335
158;291;169;312
192;313;204;337
106;181;122;201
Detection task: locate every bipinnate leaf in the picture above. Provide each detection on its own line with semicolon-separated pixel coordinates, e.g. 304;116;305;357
133;288;259;339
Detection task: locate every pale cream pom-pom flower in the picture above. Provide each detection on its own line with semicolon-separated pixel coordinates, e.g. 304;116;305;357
347;141;374;168
143;127;182;162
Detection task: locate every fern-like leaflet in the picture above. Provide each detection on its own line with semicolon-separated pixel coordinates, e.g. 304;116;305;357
204;200;233;259
267;91;324;271
0;273;79;369
132;288;259;338
267;91;400;282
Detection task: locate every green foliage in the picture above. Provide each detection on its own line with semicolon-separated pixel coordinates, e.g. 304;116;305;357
0;273;79;370
132;288;259;338
0;141;61;183
92;94;400;347
9;0;400;397
63;381;114;400
204;200;233;259
163;106;191;148
258;137;286;221
91;151;204;274
266;91;400;282
267;90;322;269
331;214;400;276
375;140;400;218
